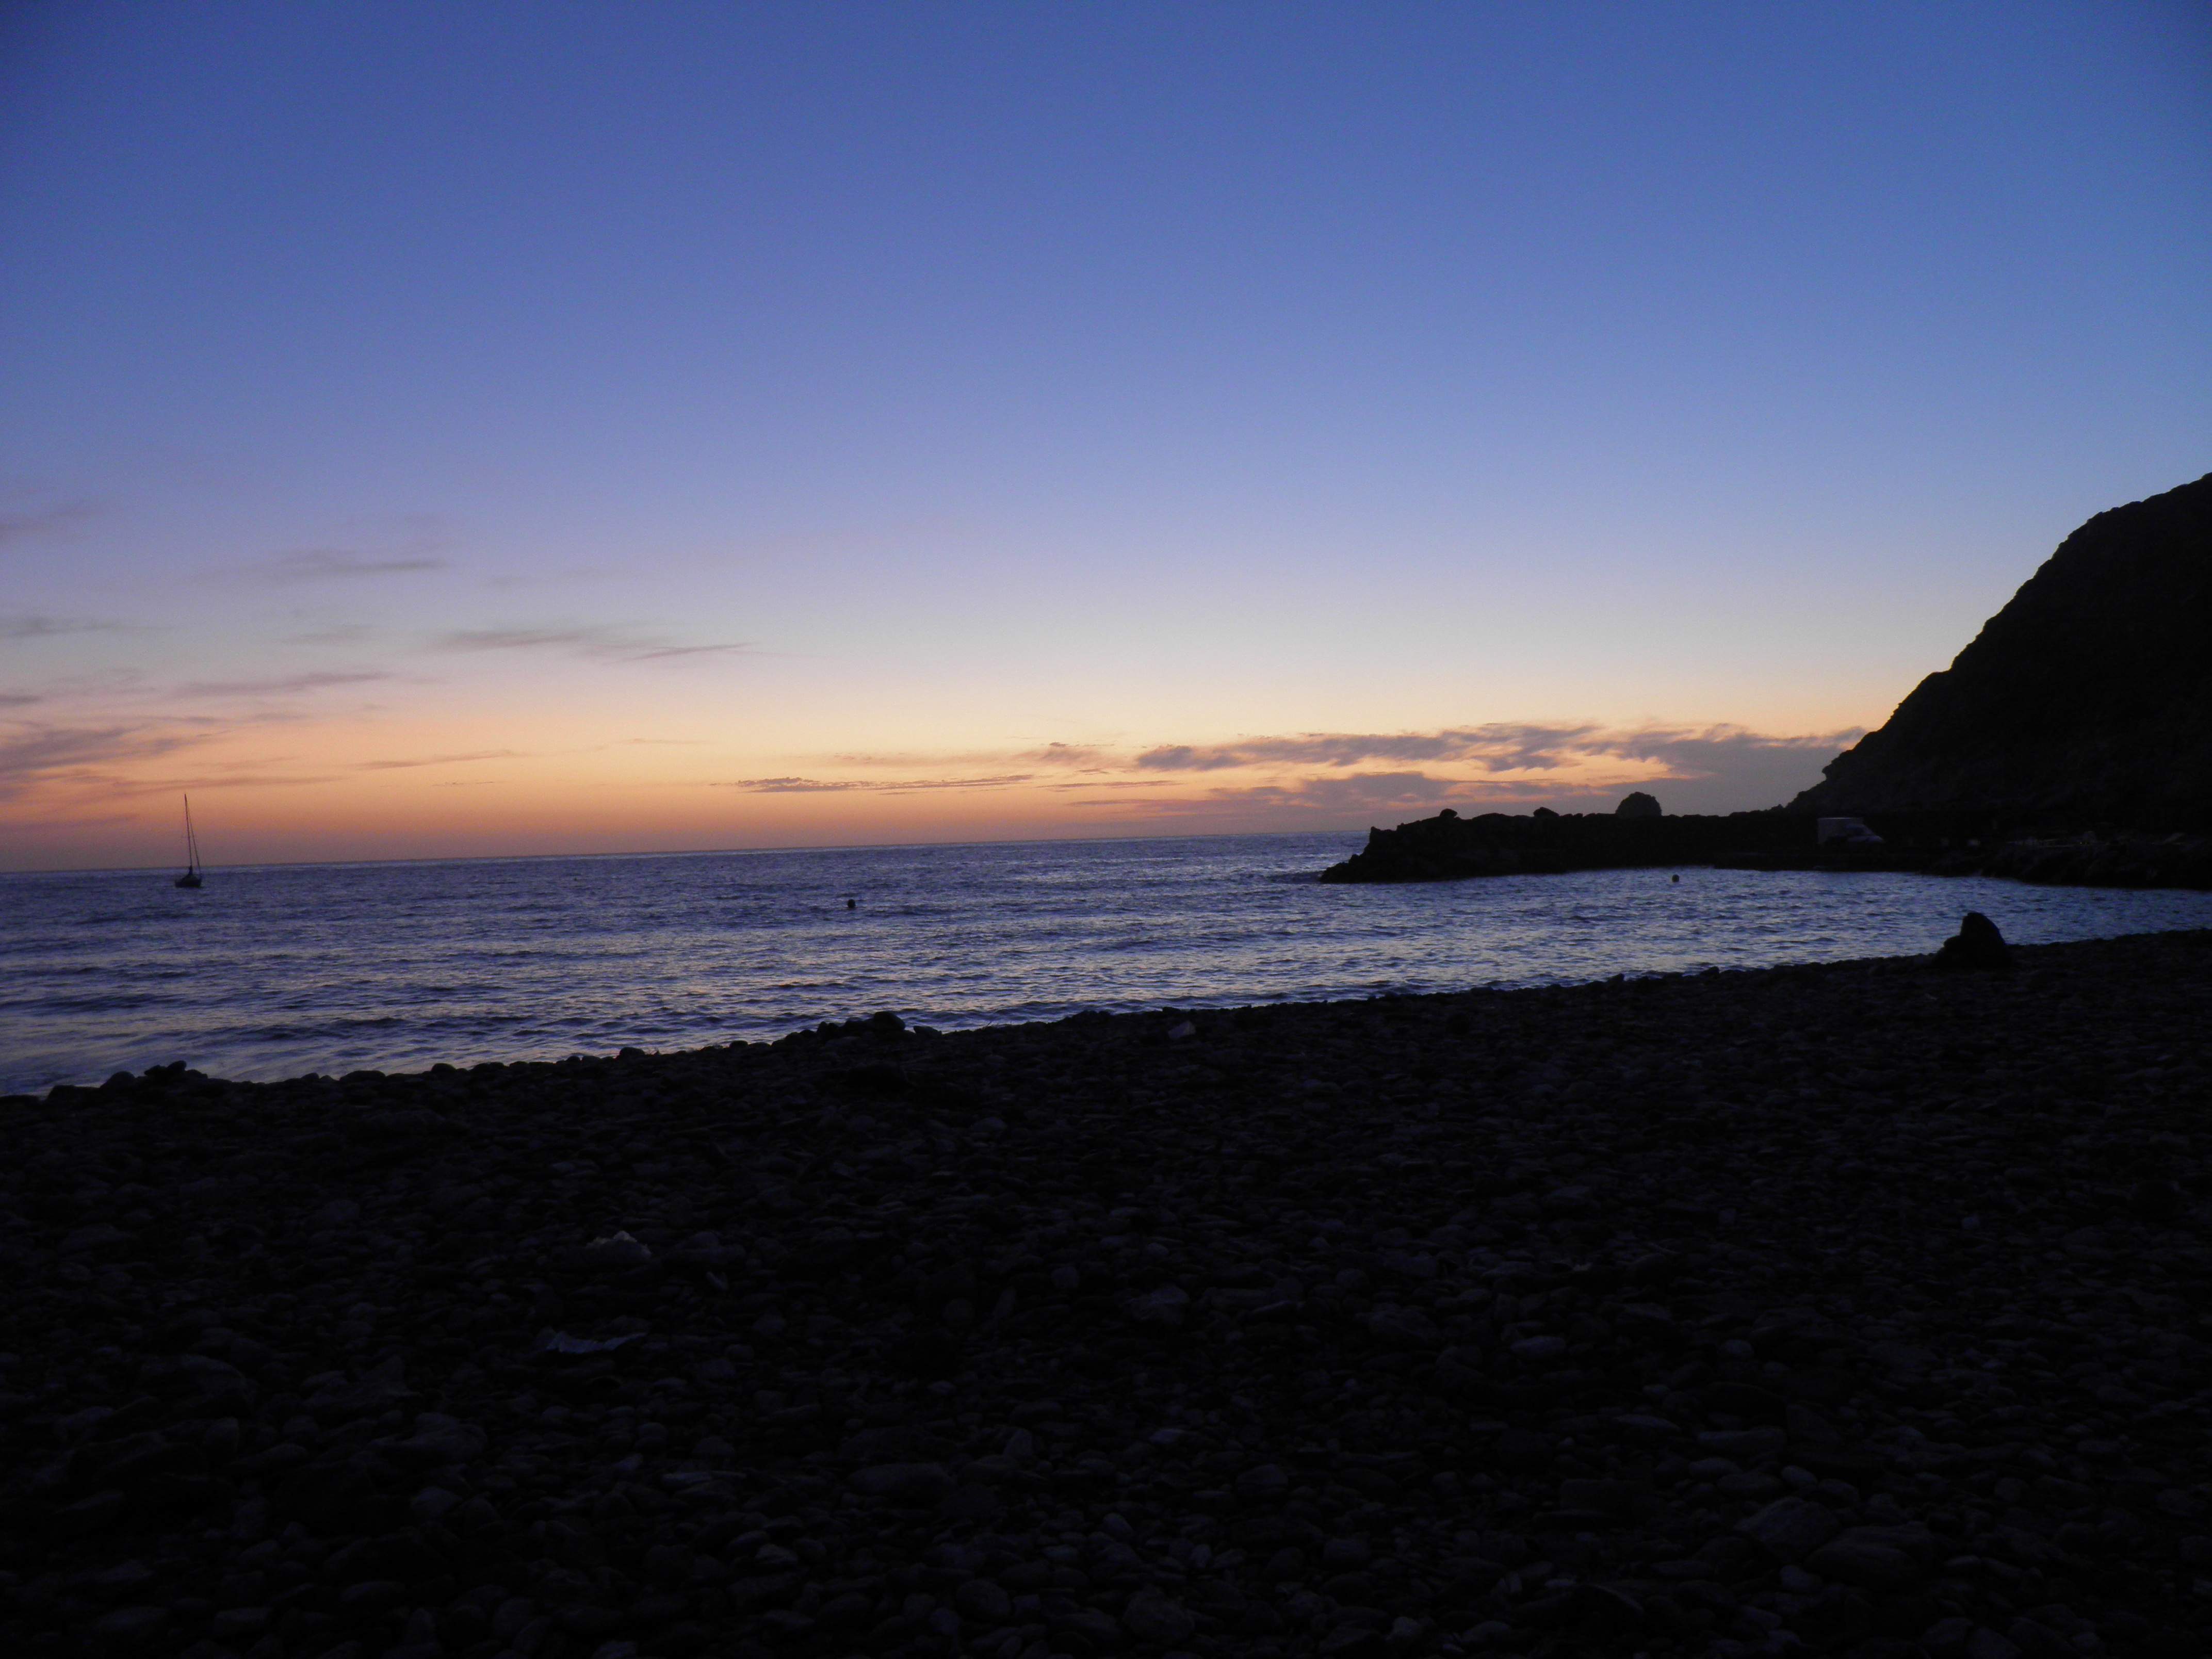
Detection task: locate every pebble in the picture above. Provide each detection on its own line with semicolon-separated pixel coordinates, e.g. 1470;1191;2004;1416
1740;1495;1840;1561
2;930;2208;1655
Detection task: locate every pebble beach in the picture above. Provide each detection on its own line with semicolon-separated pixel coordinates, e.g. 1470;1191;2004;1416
5;929;2210;1659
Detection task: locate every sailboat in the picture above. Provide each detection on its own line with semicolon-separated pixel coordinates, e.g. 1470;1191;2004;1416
174;794;205;889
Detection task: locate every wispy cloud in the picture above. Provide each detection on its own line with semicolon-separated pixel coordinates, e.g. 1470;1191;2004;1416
486;566;616;590
1214;771;1474;811
0;720;208;803
173;670;394;698
1018;741;1114;768
747;722;1850;821
354;750;526;772
261;549;448;582
1128;722;1852;787
1069;770;1489;819
0;810;145;836
864;773;1033;793
1134;724;1601;774
0;718;524;805
0;501;94;548
428;626;752;662
1582;724;1861;771
830;741;1116;771
0;613;131;643
721;773;1033;794
1125;726;1851;818
724;777;867;793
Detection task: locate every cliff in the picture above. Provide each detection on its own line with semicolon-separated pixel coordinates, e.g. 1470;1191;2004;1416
1793;472;2212;830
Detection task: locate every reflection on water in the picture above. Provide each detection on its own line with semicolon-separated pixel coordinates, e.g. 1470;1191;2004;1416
6;831;2212;1093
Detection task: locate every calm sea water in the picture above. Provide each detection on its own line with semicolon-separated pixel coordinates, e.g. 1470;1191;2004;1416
7;832;2212;1095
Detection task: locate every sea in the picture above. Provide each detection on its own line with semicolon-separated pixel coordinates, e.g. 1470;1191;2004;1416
7;831;2212;1096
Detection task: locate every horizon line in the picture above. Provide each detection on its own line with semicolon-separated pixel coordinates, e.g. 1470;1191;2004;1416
0;821;1386;880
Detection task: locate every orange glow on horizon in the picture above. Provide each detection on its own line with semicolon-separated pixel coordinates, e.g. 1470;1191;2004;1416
2;693;1861;872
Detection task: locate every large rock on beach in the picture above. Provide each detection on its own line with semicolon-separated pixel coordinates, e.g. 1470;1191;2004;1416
1934;911;2012;972
3;929;2210;1655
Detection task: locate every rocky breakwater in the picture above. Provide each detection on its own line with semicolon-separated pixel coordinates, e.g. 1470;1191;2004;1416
1319;807;1810;884
1978;835;2212;892
1324;806;2212;890
5;930;2212;1659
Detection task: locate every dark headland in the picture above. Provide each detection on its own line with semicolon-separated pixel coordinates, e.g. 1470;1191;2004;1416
1324;472;2212;889
7;931;2212;1656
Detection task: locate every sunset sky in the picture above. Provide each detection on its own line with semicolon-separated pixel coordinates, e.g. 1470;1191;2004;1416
4;3;2208;871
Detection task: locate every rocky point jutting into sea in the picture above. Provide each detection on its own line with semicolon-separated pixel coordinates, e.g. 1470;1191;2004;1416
4;926;2210;1657
1315;806;2212;890
1324;472;2212;891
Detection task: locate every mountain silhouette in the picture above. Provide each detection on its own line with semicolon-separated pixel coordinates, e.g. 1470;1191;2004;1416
1793;471;2212;829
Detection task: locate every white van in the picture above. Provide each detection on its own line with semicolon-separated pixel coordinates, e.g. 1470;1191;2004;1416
1816;816;1884;846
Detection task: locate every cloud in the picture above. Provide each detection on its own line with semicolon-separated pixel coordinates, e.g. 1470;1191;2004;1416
1070;770;1494;818
173;670;394;698
1128;720;1850;784
1133;725;1605;774
0;810;144;835
354;750;527;772
827;742;1116;771
0;704;467;805
1558;724;1861;812
0;720;208;803
487;566;616;590
428;626;752;662
1583;724;1860;770
1077;722;1860;820
0;613;128;643
0;692;39;708
1219;770;1473;811
1017;741;1114;767
865;773;1034;793
741;722;1853;823
721;774;1033;794
258;549;448;582
0;501;94;548
725;777;867;793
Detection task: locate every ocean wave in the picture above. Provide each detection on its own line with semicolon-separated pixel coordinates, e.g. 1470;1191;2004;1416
9;834;2212;1092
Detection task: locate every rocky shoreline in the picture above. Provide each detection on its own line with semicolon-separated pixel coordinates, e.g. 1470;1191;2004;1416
1318;810;2212;890
5;931;2210;1659
1315;810;1809;885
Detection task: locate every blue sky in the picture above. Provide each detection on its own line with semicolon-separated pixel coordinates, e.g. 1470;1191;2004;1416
3;2;2208;867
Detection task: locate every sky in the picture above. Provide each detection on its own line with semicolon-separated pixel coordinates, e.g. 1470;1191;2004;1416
3;2;2208;871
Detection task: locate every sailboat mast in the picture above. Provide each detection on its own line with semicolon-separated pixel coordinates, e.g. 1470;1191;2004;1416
174;792;206;887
